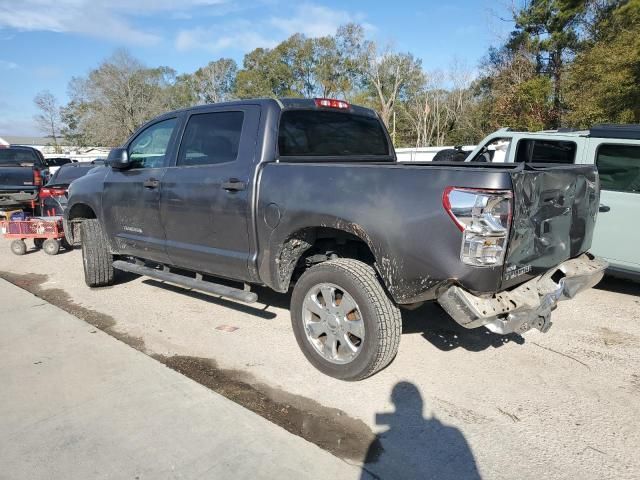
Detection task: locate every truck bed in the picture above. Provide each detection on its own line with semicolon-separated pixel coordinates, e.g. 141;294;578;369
256;160;599;303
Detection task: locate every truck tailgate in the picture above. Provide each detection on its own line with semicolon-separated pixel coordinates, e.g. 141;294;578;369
0;167;35;189
502;163;599;288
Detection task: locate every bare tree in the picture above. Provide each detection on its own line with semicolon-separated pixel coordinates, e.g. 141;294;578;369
404;63;475;147
33;90;61;152
359;41;424;129
192;58;237;104
67;49;181;146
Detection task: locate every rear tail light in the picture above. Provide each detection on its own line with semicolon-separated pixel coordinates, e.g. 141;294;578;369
33;168;43;186
443;187;512;266
314;98;350;109
39;187;67;199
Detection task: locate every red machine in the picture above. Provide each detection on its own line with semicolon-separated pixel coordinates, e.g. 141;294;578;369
1;216;68;255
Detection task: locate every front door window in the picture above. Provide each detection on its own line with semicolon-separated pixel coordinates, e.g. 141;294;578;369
128;118;177;169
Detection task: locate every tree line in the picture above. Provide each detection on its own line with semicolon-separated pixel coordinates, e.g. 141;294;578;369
34;0;640;149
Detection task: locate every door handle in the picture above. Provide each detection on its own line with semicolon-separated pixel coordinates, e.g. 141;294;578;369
143;178;160;189
222;178;246;192
599;204;610;213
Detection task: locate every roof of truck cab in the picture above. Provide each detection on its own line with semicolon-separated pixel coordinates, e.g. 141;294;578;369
156;98;378;119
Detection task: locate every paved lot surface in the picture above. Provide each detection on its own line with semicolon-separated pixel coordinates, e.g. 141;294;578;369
1;239;639;479
0;277;364;480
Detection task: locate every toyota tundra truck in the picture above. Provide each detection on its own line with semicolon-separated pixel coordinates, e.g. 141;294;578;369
65;98;607;380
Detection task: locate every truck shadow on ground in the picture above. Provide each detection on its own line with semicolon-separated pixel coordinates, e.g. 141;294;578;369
595;275;640;296
401;303;525;352
128;274;522;350
361;381;481;480
140;280;289;320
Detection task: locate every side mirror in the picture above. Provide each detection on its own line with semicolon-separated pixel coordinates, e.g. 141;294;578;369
107;148;131;170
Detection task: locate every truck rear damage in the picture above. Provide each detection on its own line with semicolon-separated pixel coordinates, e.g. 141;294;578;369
438;163;607;335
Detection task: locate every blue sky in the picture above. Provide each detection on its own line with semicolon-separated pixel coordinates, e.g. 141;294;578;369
0;0;513;136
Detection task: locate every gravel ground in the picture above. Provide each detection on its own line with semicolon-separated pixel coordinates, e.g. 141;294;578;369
1;239;639;480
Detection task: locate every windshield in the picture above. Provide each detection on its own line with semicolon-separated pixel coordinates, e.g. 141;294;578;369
48;165;94;185
278;110;390;158
0;148;38;167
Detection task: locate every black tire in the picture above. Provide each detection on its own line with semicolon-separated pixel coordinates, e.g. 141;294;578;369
61;237;73;250
290;259;402;381
33;238;44;249
43;239;60;255
80;219;114;287
433;148;468;162
10;240;27;256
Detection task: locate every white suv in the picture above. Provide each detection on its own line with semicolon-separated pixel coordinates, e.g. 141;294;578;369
465;125;640;279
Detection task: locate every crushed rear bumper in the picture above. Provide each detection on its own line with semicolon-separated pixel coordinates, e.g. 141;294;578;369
437;253;608;335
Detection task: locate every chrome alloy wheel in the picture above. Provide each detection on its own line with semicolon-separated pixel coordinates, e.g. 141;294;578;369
301;282;365;364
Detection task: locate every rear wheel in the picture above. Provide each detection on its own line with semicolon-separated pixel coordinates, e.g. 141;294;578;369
10;240;27;256
290;259;402;381
43;239;60;255
80;219;114;287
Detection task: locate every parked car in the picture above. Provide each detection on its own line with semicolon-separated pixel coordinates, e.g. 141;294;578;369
65;98;606;380
44;156;75;175
0;145;48;210
465;124;640;279
40;161;103;216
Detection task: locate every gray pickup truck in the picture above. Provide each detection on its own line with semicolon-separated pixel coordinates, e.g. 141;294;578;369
65;98;607;380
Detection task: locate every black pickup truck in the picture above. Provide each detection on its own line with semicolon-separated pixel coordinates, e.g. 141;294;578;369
0;145;48;209
65;98;607;380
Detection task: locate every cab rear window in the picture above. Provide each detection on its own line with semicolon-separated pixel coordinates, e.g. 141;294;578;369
0;148;38;166
278;110;390;158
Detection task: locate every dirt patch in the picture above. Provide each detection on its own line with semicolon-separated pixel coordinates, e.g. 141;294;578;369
0;271;145;351
154;354;382;462
599;327;638;347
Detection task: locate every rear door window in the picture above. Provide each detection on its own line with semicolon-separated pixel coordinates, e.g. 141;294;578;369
278;110;390;158
177;111;244;166
596;144;640;193
515;139;577;164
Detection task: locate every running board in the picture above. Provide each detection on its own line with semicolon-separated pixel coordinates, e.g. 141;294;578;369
112;260;258;304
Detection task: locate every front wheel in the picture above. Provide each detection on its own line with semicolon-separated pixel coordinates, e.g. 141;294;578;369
290;259;402;381
80;219;114;287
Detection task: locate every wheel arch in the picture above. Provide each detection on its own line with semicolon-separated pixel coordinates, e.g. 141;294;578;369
269;224;382;294
65;202;97;244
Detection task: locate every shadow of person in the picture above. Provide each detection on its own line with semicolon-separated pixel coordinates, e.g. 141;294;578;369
361;382;481;480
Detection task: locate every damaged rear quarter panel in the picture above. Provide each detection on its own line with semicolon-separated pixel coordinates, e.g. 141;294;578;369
255;162;513;303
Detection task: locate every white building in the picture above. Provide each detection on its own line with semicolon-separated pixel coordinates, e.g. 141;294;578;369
0;135;110;162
